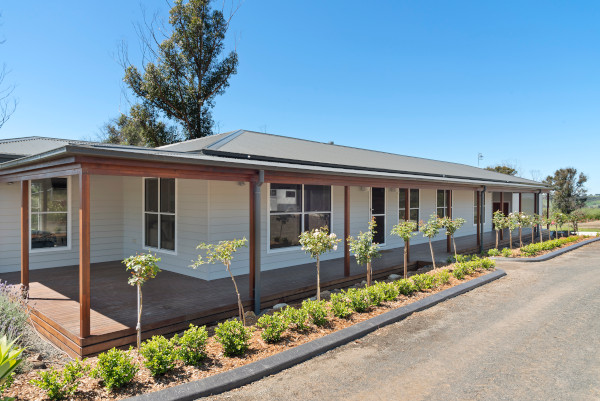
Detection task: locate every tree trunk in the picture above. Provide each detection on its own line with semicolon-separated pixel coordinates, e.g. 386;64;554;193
136;284;142;349
519;227;523;248
226;262;246;325
429;238;436;269
403;244;408;279
366;261;372;287
540;225;543;242
495;230;498;249
452;235;458;258
509;230;513;249
316;255;321;301
531;227;534;245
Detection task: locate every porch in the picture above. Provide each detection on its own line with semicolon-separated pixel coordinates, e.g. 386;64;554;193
0;229;532;357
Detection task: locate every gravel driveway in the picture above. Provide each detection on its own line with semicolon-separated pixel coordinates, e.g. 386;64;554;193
206;241;600;401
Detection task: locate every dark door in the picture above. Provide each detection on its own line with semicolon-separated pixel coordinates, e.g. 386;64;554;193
371;187;385;245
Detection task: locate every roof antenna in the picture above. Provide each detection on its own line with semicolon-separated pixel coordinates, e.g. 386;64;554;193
477;152;484;167
328;141;334;145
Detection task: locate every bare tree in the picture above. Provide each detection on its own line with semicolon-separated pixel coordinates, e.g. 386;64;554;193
0;14;17;129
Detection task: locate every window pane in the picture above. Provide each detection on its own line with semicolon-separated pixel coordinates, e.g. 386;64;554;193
437;190;445;207
410;189;419;207
437;207;446;218
371;187;385;215
304;213;331;232
270;184;302;213
398;189;406;209
399;208;406;221
145;213;159;248
304;185;331;212
410;209;419;222
160;178;176;213
373;215;385;244
31;213;68;248
160;214;175;251
145;178;158;212
270;214;301;249
31;178;68;213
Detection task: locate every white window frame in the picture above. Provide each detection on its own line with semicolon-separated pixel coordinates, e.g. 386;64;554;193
370;187;387;246
267;183;333;253
436;189;448;218
29;176;72;253
142;177;178;255
409;188;420;228
473;191;486;226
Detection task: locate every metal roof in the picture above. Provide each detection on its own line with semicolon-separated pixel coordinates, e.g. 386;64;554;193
0;136;97;157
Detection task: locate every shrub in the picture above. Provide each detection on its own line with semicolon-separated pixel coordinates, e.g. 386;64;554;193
31;359;88;400
256;313;287;343
366;284;386;306
302;300;329;327
378;281;399;301
501;248;512;258
487;248;501;257
215;319;252;357
452;265;467;280
520;236;579;257
140;335;177;376
281;306;310;332
329;293;353;319
0;282;29;342
91;347;138;391
480;258;496;270
343;288;371;313
174;324;208;366
394;279;415;296
411;273;435;291
434;269;451;286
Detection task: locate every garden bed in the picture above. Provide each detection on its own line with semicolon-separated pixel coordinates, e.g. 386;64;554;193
5;259;496;401
488;235;597;259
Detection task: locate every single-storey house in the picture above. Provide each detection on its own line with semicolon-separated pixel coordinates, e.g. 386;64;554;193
0;131;548;356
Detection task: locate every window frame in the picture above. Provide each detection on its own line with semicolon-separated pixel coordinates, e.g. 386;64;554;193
370;187;387;246
436;189;448;219
399;188;420;228
142;177;178;255
267;183;333;252
29;176;72;253
473;191;486;225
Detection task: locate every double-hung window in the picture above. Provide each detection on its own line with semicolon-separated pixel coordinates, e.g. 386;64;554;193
399;188;419;230
269;184;331;249
473;192;486;224
30;177;69;249
144;178;176;251
437;190;448;218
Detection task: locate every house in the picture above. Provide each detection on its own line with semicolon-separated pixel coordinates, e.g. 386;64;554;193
0;131;548;356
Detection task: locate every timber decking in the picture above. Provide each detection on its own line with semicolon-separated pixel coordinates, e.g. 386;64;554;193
0;229;537;357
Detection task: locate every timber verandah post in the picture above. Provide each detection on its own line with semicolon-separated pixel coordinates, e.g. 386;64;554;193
21;180;30;290
446;189;452;253
344;186;350;277
79;171;91;338
499;192;504;241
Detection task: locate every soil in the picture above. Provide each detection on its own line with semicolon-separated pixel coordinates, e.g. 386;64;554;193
4;266;492;401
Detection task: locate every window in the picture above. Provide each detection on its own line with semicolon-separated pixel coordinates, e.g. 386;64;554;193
473;192;486;224
269;184;331;249
30;177;69;249
144;178;176;251
437;190;448;218
371;187;386;245
399;188;419;230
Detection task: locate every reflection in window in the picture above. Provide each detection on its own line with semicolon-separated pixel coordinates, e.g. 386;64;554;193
31;178;69;249
399;188;420;230
437;190;448;218
269;184;331;249
474;192;486;224
144;178;176;251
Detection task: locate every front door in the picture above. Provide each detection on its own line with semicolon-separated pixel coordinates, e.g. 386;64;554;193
371;187;385;245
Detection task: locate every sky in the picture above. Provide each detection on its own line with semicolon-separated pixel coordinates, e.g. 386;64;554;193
1;1;599;193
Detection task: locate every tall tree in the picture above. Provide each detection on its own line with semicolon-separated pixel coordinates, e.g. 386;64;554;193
101;104;180;147
122;0;239;140
0;14;17;129
485;164;518;176
544;167;588;214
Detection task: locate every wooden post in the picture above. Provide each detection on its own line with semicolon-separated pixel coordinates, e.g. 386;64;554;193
446;189;452;252
21;180;29;289
519;193;522;212
79;173;91;338
499;192;504;241
405;188;410;263
476;190;480;247
546;193;550;229
249;181;255;300
344;186;350;277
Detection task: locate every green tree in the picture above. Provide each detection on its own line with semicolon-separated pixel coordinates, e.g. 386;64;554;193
390;220;418;279
298;227;341;301
440;217;466;258
485;164;518;176
420;215;442;269
492;210;508;249
101;104;180;147
347;218;381;287
122;0;239;139
544;168;588;214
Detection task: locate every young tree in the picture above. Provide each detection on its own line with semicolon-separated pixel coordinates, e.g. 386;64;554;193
552;212;568;238
122;0;239;139
506;212;520;249
420;214;442;269
492;210;508;249
390;220;418;279
544;168;588;214
298;227;341;301
0;14;17;130
123;253;161;348
347;218;380;287
530;214;542;244
516;212;528;248
566;210;584;233
440;217;466;258
192;238;247;324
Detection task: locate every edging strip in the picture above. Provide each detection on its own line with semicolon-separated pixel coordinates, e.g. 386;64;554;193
492;236;600;263
126;269;506;401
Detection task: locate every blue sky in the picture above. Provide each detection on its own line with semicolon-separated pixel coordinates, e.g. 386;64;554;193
1;1;599;193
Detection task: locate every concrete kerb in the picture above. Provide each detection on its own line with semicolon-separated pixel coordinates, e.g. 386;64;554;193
492;236;600;263
126;269;506;401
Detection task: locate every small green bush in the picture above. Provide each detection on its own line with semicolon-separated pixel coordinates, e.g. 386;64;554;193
140;335;177;376
434;269;451;286
91;347;138;391
329;293;353;319
343;288;371;313
31;359;88;400
480;258;496;270
487;248;501;256
378;281;399;301
501;248;512;257
366;284;386;306
394;279;415;296
174;324;208;366
302;300;329;327
452;265;467;280
215;319;252;357
411;273;435;291
520;236;579;256
256;313;287;343
281;306;310;332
